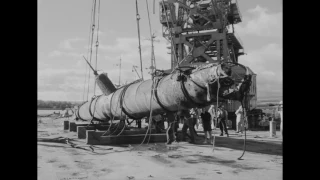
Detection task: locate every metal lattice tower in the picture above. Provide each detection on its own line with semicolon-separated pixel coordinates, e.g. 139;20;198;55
159;0;244;70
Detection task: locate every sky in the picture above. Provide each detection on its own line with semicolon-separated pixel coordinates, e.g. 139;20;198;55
38;0;282;102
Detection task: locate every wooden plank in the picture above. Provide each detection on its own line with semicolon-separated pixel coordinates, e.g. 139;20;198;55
86;130;165;145
77;125;114;139
70;122;107;132
70;123;89;132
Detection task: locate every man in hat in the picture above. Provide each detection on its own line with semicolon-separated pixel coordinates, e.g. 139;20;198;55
217;105;229;137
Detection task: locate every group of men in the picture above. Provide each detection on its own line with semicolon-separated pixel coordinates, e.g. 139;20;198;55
179;104;238;144
135;104;247;144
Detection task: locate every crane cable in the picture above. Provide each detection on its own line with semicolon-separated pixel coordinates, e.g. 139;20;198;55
100;89;126;137
86;0;97;101
238;80;249;160
146;0;156;74
135;0;144;80
82;0;96;102
93;0;101;96
135;2;158;147
135;77;156;147
84;0;101;128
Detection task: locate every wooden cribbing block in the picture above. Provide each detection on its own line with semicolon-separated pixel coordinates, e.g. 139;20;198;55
77;126;95;139
69;122;90;132
93;125;110;131
78;125;134;139
76;125;112;138
69;122;76;132
77;125;111;135
64;121;69;130
86;129;165;145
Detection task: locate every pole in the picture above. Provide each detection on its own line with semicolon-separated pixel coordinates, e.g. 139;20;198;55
133;66;141;79
136;0;144;80
83;56;98;76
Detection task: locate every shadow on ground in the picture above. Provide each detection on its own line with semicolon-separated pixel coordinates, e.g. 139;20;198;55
181;135;282;156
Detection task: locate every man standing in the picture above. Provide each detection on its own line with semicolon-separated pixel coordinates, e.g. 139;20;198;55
196;108;202;129
163;112;176;144
200;108;212;144
278;101;283;137
235;105;244;133
217;105;229;137
190;108;198;129
208;105;216;129
181;109;197;143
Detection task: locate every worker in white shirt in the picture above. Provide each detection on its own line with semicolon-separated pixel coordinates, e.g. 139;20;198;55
278;101;283;137
235;105;244;133
208;105;216;129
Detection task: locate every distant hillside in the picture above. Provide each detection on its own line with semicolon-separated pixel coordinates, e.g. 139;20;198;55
38;100;83;109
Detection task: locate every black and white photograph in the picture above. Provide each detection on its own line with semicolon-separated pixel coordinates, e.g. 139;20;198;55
38;0;282;179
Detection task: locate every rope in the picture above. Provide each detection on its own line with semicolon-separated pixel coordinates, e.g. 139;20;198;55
139;77;156;145
154;76;175;113
108;120;124;136
180;74;205;107
101;80;141;137
116;120;127;136
212;66;220;152
237;72;252;160
101;92;122;136
119;84;139;120
86;95;103;128
237;95;247;160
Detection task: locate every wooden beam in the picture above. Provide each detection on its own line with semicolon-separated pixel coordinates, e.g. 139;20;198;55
86;129;165;145
77;126;95;139
69;122;90;132
63;121;69;130
78;126;147;139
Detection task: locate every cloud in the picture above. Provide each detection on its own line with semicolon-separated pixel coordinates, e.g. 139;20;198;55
238;43;282;99
48;50;62;57
39;34;173;101
95;35;171;80
48;50;83;58
235;5;282;37
38;68;98;101
59;37;85;50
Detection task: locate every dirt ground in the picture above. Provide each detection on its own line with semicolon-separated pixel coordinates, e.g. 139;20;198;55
37;116;282;180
